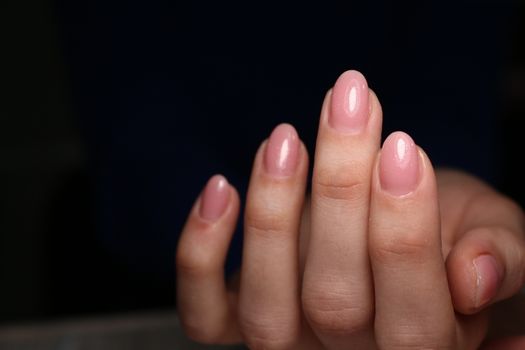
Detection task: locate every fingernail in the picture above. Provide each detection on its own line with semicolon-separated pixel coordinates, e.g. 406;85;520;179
379;131;420;196
473;254;503;308
264;123;300;177
329;70;369;133
199;174;230;222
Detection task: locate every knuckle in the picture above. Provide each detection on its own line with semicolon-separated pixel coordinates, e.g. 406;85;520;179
244;211;290;240
313;166;368;203
370;229;433;264
239;311;298;350
176;249;215;279
302;286;372;335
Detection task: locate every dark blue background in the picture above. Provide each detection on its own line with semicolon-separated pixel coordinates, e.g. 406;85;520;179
52;0;517;313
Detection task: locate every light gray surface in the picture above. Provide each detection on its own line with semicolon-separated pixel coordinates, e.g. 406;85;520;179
0;311;246;350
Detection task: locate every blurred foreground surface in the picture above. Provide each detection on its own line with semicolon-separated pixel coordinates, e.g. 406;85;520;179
0;311;246;350
0;294;524;349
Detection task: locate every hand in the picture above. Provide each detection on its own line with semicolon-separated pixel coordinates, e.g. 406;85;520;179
436;169;525;349
175;70;525;349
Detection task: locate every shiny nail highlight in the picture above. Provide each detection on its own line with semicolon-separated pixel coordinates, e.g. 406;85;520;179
330;70;369;133
379;131;420;196
200;174;230;222
264;124;300;177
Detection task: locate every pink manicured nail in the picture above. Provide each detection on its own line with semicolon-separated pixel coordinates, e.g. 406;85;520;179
199;174;230;222
379;132;420;196
473;255;503;308
264;124;300;177
330;70;369;133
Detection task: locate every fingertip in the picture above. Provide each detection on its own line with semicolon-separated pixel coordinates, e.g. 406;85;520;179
448;252;504;315
176;175;242;344
472;254;504;309
446;246;493;315
378;132;419;196
374;134;438;200
177;174;240;267
199;174;231;222
446;228;520;315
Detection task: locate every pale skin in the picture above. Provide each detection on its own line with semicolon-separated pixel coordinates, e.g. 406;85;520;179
175;71;525;349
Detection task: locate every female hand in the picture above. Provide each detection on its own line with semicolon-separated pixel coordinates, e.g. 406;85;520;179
176;71;525;349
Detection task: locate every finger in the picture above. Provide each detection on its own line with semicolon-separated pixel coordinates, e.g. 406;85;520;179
239;124;308;350
302;70;382;349
369;132;457;349
446;224;525;314
441;178;525;313
176;175;241;344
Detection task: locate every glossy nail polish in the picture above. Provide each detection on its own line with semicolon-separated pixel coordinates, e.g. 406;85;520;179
264;124;300;177
473;254;502;308
330;70;369;133
200;174;230;221
379;131;420;196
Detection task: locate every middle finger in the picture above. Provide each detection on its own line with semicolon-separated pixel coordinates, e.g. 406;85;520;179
302;70;382;349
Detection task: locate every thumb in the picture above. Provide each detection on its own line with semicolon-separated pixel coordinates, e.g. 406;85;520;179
445;226;525;314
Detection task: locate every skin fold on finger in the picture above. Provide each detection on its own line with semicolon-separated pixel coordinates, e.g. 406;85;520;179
302;70;382;349
298;90;382;276
369;133;460;349
176;175;242;344
238;124;309;350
